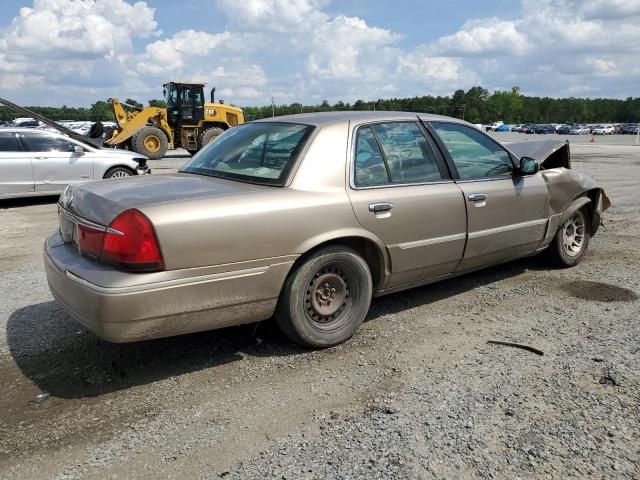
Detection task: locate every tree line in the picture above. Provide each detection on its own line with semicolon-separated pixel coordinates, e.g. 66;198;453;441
2;87;639;124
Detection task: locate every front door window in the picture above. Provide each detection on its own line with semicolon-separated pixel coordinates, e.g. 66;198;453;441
431;123;513;179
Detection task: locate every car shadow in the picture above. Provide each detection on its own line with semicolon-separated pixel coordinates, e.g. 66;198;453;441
0;195;60;209
365;255;550;321
7;255;548;400
6;301;303;400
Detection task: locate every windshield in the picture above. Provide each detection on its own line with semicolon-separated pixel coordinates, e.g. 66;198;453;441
182;122;313;185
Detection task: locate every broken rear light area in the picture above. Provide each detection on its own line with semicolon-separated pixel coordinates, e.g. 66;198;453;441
77;209;164;272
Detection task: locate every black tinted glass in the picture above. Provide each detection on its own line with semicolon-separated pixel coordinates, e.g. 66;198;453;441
0;132;20;152
21;133;75;153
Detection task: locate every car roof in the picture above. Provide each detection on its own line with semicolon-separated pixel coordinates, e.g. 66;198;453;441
252;110;466;127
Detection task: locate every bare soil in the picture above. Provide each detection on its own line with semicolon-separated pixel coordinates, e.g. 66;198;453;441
1;138;638;479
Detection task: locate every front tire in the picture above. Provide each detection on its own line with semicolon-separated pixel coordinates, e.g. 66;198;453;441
132;126;168;160
104;166;134;179
275;246;373;348
200;127;224;148
547;208;590;267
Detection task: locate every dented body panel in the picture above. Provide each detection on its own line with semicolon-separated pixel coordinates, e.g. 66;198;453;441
43;112;610;343
506;139;571;170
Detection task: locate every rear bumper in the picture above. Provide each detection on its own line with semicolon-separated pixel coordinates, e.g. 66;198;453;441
44;231;293;343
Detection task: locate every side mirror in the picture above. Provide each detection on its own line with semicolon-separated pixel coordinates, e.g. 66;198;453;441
518;156;539;175
73;145;85;154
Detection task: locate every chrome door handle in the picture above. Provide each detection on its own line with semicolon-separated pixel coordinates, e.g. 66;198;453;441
468;193;487;202
368;202;394;213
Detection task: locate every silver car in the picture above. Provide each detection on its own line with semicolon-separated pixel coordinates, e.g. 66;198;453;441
0;128;149;199
44;112;609;348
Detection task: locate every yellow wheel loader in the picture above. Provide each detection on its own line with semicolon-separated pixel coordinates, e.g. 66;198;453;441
105;82;244;159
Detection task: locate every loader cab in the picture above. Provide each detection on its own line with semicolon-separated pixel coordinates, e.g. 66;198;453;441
164;82;205;127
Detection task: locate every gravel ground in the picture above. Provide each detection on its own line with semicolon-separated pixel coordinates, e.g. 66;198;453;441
0;135;638;479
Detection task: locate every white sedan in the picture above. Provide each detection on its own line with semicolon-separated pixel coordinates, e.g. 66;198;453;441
0;128;150;199
592;124;615;135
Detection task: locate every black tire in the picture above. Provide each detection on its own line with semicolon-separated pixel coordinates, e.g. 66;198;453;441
88;121;104;139
187;149;198;156
275;246;373;348
132;126;168;160
200;127;224;148
103;126;115;141
104;166;134;179
547;207;591;267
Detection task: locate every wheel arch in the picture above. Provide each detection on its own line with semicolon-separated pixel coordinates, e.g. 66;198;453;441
290;232;390;292
103;164;136;179
563;188;607;236
201;121;229;132
583;187;609;236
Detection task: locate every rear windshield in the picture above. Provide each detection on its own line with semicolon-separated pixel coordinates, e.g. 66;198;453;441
182;122;313;186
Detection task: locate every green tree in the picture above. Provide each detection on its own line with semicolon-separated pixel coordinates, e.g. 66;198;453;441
124;98;144;109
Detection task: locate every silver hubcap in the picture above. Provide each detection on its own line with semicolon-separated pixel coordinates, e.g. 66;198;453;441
562;213;585;257
110;170;130;178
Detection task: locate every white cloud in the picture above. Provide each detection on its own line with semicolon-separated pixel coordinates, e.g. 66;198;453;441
434;18;530;56
2;0;157;57
0;0;158;101
216;0;328;33
136;30;232;75
306;15;399;80
0;0;639;108
588;58;621;76
418;0;640;98
579;0;640;19
397;54;466;83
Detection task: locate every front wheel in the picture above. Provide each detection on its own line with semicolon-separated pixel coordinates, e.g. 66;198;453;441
132;126;168;160
200;127;224;148
547;208;590;267
104;166;134;179
275;246;373;348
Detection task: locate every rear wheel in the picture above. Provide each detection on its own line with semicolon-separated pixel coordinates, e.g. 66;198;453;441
104;166;134;179
275;246;372;348
200;127;224;148
132;126;168;160
547;208;590;267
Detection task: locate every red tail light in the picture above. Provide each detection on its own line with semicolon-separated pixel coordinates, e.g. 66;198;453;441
100;209;164;272
78;224;104;259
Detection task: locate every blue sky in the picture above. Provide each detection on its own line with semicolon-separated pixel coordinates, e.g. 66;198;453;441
0;0;638;107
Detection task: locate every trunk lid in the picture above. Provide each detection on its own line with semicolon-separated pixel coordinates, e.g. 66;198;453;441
61;173;267;226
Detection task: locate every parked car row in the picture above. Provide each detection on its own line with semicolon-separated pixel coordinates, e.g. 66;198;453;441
0;118;117;135
505;123;639;135
620;123;640;134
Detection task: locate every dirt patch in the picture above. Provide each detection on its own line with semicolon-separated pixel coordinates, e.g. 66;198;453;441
562;280;638;302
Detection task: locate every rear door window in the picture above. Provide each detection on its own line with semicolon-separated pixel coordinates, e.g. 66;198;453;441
354;122;443;187
0;132;20;152
354;127;389;187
